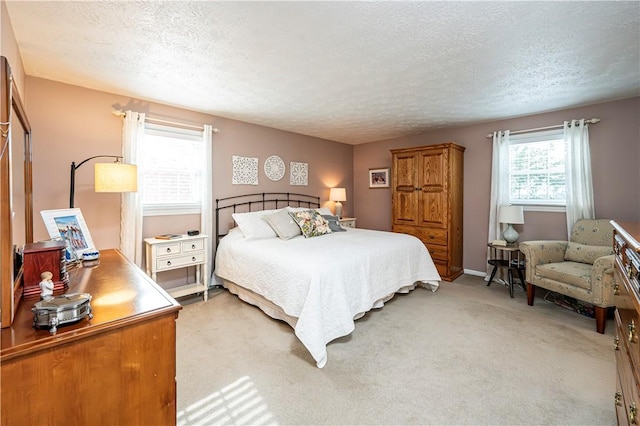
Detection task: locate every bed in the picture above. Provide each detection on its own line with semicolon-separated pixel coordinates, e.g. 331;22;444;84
213;193;441;368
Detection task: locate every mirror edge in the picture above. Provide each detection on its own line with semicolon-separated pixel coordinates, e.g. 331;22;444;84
1;56;33;328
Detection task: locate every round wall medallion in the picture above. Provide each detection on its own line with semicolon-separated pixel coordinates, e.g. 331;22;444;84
264;155;285;181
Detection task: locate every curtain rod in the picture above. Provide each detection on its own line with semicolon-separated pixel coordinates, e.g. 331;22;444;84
112;110;219;133
485;118;600;139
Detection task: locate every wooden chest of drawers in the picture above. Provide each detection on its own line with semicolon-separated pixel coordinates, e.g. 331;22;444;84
1;250;181;425
612;221;640;425
391;143;464;281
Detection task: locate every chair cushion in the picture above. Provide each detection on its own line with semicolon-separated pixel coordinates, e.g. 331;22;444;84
564;242;613;264
535;261;592;290
570;219;614;246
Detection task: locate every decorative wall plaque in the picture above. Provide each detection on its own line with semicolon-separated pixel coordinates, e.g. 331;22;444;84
264;155;285;181
232;155;258;185
290;162;308;186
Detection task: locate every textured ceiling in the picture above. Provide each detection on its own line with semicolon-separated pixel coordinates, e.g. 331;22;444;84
5;1;640;144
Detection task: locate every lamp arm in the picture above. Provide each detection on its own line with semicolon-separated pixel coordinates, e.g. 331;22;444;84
69;155;123;208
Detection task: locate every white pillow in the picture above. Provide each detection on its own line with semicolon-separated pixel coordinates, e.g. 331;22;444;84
232;209;282;240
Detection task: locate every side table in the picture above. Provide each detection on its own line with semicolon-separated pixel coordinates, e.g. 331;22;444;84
339;217;357;228
487;242;526;298
144;234;209;301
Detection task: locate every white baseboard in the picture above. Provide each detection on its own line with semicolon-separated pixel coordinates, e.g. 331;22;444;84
463;269;487;277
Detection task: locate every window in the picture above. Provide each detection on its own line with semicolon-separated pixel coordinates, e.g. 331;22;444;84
140;123;206;216
507;129;566;208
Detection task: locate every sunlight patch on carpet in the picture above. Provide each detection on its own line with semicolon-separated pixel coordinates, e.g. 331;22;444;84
177;376;277;425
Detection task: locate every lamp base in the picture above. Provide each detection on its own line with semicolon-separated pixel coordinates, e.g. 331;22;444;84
335;202;342;219
503;224;519;244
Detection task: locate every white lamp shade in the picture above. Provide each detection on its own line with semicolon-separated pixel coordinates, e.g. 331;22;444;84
329;187;346;202
498;205;524;224
94;163;138;193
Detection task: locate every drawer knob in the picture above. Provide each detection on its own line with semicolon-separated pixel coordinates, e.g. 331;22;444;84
166;248;171;253
429;235;434;239
630;402;637;424
614;336;620;350
192;244;196;249
192;257;196;261
629;320;636;343
614;283;620;296
615;391;622;406
166;261;172;266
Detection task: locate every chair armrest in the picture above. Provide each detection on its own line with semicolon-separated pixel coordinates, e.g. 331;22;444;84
592;254;615;286
519;241;568;283
519;241;568;265
592;254;616;306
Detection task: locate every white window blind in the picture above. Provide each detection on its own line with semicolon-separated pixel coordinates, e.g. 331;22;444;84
508;129;566;207
140;123;205;215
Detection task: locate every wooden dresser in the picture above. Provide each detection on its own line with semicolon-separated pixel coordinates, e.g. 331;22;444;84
1;249;182;426
391;143;465;281
612;221;640;425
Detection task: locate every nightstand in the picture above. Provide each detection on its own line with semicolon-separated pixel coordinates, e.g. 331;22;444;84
339;217;357;228
144;234;209;301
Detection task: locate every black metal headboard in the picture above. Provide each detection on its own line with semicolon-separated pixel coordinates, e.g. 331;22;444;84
215;192;320;248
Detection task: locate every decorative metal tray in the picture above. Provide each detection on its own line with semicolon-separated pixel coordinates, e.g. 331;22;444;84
32;293;93;334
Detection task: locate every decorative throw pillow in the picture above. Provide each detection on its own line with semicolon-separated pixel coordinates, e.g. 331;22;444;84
288;210;332;238
321;214;346;232
263;209;302;240
564;242;613;264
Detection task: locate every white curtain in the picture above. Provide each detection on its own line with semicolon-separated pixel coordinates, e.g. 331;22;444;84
564;119;594;238
120;111;145;266
201;125;214;283
486;130;510;278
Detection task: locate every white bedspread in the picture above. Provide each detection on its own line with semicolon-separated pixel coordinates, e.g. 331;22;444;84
214;227;441;367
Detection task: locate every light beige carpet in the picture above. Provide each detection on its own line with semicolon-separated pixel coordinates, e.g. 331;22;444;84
176;274;616;425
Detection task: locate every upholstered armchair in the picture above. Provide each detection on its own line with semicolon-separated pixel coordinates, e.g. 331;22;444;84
519;219;632;334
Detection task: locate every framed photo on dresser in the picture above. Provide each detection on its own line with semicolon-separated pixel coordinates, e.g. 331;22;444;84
40;208;96;261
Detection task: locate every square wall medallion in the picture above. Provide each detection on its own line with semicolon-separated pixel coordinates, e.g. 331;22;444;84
232;155;258;185
290;162;308;186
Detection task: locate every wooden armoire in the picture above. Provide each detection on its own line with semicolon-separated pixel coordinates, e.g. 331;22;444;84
391;143;465;281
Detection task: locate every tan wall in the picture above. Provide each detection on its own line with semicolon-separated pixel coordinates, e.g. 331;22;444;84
1;1;25;96
24;77;354;255
354;96;640;273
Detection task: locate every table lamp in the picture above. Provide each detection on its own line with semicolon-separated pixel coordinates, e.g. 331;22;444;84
498;205;524;244
329;188;346;219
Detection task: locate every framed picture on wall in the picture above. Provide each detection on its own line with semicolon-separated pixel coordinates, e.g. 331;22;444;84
369;168;389;188
40;208;96;262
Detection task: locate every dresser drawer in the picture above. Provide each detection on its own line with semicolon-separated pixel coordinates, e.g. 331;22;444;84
156;252;205;271
155;242;182;257
616;308;640;425
618;308;640;375
393;225;447;246
426;244;449;261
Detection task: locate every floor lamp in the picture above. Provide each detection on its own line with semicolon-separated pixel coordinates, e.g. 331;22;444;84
69;155;137;208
